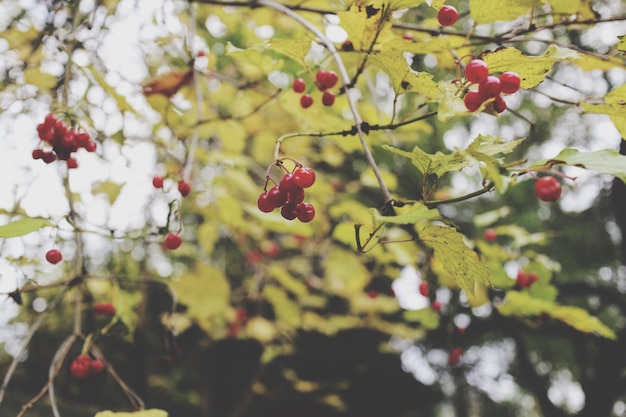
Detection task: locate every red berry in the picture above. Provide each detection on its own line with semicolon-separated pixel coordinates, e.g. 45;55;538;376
32;149;44;159
42;151;57;164
93;302;116;316
235;307;249;323
316;70;338;90
245;250;263;264
293;78;306;93
499;71;521;94
279;173;298;193
418;281;429;297
267;185;288;207
493;95;507;113
296;202;315;222
280;203;299;220
527;272;539;286
341;40;354;51
152;176;164;189
478;75;502;98
300;94;313;109
287;187;305;204
66;157;78;169
367;290;379;299
448;347;463;366
516;271;529;288
432;300;442;312
257;192;275;213
197;51;206;57
322;91;335;107
70;359;90;379
437;5;459;26
178;180;191;197
89;359;105;375
464;90;483;112
465;60;489;84
535;176;562;202
45;249;62;264
164;233;182;250
484;228;497;243
402;32;414;41
292;167;316;188
85;141;97;153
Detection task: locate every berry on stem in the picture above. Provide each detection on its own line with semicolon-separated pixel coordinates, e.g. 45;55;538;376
418;281;429;297
465;60;489;84
257;192;276;213
293;78;306;93
296;202;315;222
280;203;299;220
322;91;335;107
437;5;459;26
499;71;521;94
152;176;164;189
45;249;63;264
464;91;483;112
267;185;288;207
478;75;502;98
292;167;316;188
164;233;183;250
535;176;562;202
94;302;116;316
484;228;497;243
300;94;313;109
493;95;507;113
178;180;191;197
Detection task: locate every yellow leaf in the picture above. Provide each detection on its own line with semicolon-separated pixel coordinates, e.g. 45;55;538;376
470;0;545;24
337;2;394;51
324;248;370;295
91;181;123;205
370;51;441;100
268;264;308;296
264;285;301;327
581;84;626;138
267;39;310;66
23;67;57;90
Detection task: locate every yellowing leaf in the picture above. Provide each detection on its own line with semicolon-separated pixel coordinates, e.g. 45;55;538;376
268;264;308;296
95;410;168;417
169;263;231;332
267;39;311;66
23;67;57;90
85;65;137;114
324;248;370;295
481;46;574;88
142;69;193;97
264;285;301;327
337;3;393;51
382;144;468;178
470;0;544;24
532;148;626;183
371;203;442;228
370;51;440;100
549;0;581;14
0;217;51;238
91;181;123;205
403;307;440;330
418;223;490;294
227;44;283;76
581;84;626;138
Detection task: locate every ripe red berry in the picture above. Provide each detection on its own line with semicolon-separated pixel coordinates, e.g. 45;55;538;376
465;60;489;84
42;151;57;164
296;202;315;222
45;249;62;264
257;192;276;213
292;167;316;188
515;271;529;288
287;187;305;204
293;78;306;93
478;75;502;98
448;347;463;366
535;176;562;202
178;180;191;197
32;149;44;160
437;5;459;26
164;233;182;250
267;185;288;207
527;272;539;286
322;91;335;107
152;176;164;189
432;300;442;312
367;290;379;299
93;302;116;316
493;95;507;113
402;32;414;41
341;40;354;51
279;173;298;193
300;94;313;109
418;281;429;297
197;51;206;57
89;359;105;375
280;203;299;220
484;228;497;243
70;357;91;379
499;71;521;94
316;70;338;90
66;157;78;169
463;90;483;112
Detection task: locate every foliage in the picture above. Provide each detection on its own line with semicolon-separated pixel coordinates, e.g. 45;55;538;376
0;0;625;416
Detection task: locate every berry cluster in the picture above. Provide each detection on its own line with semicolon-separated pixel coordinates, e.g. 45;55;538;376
69;354;105;379
45;249;63;264
257;165;316;222
292;69;339;109
515;270;538;289
437;5;459;26
462;59;521;113
535;176;562;202
152;176;191;198
33;114;97;168
93;302;116;316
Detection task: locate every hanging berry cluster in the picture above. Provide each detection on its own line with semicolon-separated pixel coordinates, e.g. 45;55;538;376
69;354;105;379
462;59;521;113
257;162;316;222
515;270;538;289
33;113;97;168
292;69;338;109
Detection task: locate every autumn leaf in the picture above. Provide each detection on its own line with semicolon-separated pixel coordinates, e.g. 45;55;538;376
0;217;51;238
532;148;626;183
142;68;194;97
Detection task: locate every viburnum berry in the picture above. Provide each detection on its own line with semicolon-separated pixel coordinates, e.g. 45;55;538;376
465;59;489;84
94;302;116;316
89;359;105;375
402;32;414;41
464;90;484;112
448;347;463;366
177;180;191;197
322;91;335;107
418;281;429;297
152;176;164;189
493;95;507;113
432;300;442;312
292;167;316;188
437;5;459;26
293;78;306;93
499;71;521;94
515;271;529;288
341;40;354;51
300;94;313;109
66;157;78;169
287;187;305;204
267;185;288;207
279;173;298;193
41;151;57;164
484;228;497;243
70;355;91;379
164;233;183;250
296;202;315;222
315;70;338;90
257;191;276;213
280;203;299;220
32;149;44;160
478;75;502;98
367;290;379;299
45;249;63;264
535;176;562;202
35;114;96;167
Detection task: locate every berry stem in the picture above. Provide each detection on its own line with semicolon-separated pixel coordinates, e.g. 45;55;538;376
258;0;393;204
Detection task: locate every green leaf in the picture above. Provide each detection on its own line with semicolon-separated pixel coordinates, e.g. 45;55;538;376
532;148;626;183
498;291;616;339
227;43;283;75
481;46;576;89
370;51;441;100
267;39;310;66
0;217;51;238
264;285;301;327
470;0;545;24
84;65;137;115
371;203;442;228
95;410;168;417
403;307;440;330
418;223;490;294
268;264;309;296
581;84;626;138
382;144;468;178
